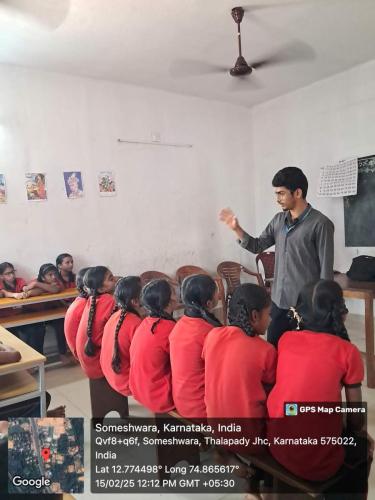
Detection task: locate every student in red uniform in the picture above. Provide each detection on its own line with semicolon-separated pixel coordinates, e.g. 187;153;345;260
129;279;176;413
100;276;142;396
64;267;91;359
76;266;116;379
203;283;276;418
56;253;76;289
170;274;221;419
0;262;45;353
203;284;276;456
267;280;373;496
0;262;27;299
24;263;76;363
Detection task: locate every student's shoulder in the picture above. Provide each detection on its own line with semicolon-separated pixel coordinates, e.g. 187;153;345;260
99;293;115;304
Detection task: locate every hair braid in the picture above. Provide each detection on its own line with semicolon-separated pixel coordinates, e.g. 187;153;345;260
150;310;175;334
84;292;97;356
331;302;350;341
111;307;127;373
228;300;254;337
188;302;222;327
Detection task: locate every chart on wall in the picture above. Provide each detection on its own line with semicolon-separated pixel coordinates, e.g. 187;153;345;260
344;154;375;246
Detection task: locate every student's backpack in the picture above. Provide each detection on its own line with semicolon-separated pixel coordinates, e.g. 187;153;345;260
347;255;375;282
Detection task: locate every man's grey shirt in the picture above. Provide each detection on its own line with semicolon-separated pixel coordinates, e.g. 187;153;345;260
239;205;334;309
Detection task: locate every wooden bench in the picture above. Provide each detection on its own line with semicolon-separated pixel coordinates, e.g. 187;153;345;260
165;410;344;497
89;378;129;420
155;410;201;481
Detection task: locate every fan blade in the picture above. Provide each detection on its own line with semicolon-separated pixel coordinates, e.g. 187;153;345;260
169;59;228;78
229;74;263;91
250;40;315;69
0;0;70;29
242;1;311;13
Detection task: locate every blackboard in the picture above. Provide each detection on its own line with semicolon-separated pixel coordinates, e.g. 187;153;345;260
344;155;375;247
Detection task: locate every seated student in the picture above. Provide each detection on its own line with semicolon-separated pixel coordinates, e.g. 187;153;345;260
24;263;74;364
203;283;276;454
0;262;27;299
169;274;221;419
64;267;91;359
129;279;176;413
56;253;76;289
267;280;373;495
0;262;45;354
100;276;142;396
76;266;116;379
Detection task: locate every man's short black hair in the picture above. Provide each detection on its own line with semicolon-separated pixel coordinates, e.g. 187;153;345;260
272;167;308;199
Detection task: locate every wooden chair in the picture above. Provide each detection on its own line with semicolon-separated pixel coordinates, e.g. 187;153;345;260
256;251;275;293
175;265;226;324
217;261;263;321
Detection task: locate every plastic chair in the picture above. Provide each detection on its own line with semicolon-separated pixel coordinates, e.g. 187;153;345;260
175;265;226;324
256;251;275;293
140;270;174;286
217;261;263;321
140;271;182;311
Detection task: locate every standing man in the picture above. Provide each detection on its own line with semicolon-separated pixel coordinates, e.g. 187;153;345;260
220;167;334;346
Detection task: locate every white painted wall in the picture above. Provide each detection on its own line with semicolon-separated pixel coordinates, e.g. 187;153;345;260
249;59;375;314
0;65;254;280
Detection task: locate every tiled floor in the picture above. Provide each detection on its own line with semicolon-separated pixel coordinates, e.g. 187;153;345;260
44;314;375;500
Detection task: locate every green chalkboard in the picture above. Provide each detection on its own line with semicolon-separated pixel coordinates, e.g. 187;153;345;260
344;155;375;247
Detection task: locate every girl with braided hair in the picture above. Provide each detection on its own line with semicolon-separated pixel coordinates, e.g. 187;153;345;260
100;276;142;396
64;267;91;359
203;283;276;420
170;274;221;418
129;279;176;413
76;266;116;379
267;280;372;490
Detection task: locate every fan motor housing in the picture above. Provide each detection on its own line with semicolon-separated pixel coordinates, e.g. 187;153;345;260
230;56;252;76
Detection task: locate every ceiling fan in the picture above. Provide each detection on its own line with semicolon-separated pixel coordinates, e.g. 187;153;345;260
0;0;69;29
170;5;315;84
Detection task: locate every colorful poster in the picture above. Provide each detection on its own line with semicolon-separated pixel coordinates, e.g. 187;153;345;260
63;171;84;199
0;174;6;203
98;171;116;196
25;173;47;201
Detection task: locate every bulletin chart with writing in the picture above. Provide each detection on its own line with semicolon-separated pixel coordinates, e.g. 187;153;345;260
317;158;358;197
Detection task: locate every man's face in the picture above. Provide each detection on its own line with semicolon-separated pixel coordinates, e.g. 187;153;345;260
274;186;298;211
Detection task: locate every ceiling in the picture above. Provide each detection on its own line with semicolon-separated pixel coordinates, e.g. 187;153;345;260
0;0;374;107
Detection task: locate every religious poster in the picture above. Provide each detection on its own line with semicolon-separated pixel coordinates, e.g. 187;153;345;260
0;174;6;203
98;171;116;196
25;173;47;201
63;171;84;199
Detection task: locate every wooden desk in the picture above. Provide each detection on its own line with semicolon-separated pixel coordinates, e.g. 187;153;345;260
0;306;68;328
334;273;375;388
0;326;46;414
0;288;78;309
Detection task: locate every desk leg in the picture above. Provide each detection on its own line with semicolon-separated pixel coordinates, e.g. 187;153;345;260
365;298;375;388
39;364;46;416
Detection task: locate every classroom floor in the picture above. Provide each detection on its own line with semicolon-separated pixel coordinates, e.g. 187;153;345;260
44;314;375;500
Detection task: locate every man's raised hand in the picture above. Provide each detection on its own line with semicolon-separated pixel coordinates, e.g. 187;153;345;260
219;207;239;231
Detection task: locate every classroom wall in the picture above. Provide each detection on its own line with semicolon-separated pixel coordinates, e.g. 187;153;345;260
0;64;254;280
249;58;375;314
